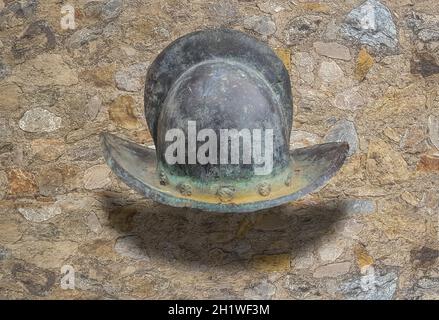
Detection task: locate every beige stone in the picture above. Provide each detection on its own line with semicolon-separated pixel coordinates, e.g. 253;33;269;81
18;204;62;222
366;139;410;185
0;83;25;110
31;138;65;161
383;127;401;142
401;191;420;206
9;241;78;269
83;165;111;190
313;42;351;61
301;2;330;13
0;170;7;199
313;262;351;278
80;64;116;87
317;237;346;262
428;115;439;151
11;54;78;86
0;222;21;243
290;130;321;148
318;60;344;83
108;95;140;129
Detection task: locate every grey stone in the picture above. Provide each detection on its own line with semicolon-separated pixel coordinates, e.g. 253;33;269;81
313;42;351;61
65;137;101;162
67;26;103;50
244;280;276;299
83;1;103;18
114;235;149;261
101;0;123;21
243;16;276;36
36;168;64;196
0;170;7;200
10;54;78;86
325;19;339;40
324;119;359;156
257;2;285;14
284;15;324;45
410;53;439;78
0;60;10;80
341;0;398;51
407;13;439;43
318;60;344;83
428;115;439;151
18;204;62;222
417;277;439;290
86;95;102;120
2;0;38;19
294;52;315;85
338;199;377;215
340;269;397;300
115;62;148;92
0;246;10;260
12;20;56;59
86;212;102;234
209;0;238;24
18;108;62;133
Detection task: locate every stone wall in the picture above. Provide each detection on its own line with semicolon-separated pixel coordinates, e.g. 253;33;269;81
0;0;438;299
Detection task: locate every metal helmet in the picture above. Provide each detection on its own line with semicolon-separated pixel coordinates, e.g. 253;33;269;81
101;29;349;212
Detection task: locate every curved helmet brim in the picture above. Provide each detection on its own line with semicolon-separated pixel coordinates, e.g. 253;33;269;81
101;132;349;213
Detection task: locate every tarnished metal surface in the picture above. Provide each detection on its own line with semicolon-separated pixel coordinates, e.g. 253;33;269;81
101;132;349;213
144;29;293;146
101;28;349;212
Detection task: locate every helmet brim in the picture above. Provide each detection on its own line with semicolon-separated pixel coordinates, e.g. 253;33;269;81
101;132;349;213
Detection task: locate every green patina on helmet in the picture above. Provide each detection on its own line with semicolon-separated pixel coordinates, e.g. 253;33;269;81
101;29;349;212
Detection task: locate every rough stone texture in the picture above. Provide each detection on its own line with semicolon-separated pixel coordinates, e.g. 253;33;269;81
115;63;149;92
19;108;62;133
0;0;438;300
31;138;65;161
341;0;398;52
284;15;324;45
428;115;439;151
318;60;344;83
366;139;410;185
334;88;366;111
83;165;111;190
18;204;62;223
290;130;321;149
243;16;276;36
324;119;359;156
313;42;351;61
108;95;140;129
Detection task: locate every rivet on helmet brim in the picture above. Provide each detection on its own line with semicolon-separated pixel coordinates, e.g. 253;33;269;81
178;183;192;196
159;170;169;185
217;186;235;202
258;182;271;197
